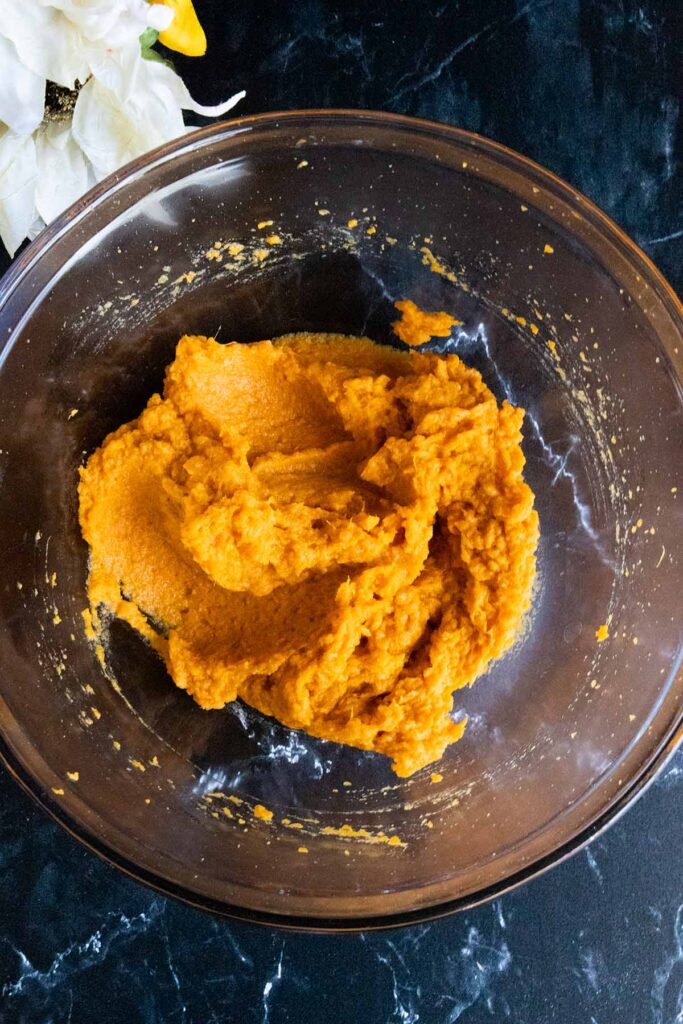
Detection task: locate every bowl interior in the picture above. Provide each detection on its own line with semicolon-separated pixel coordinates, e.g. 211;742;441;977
0;113;681;925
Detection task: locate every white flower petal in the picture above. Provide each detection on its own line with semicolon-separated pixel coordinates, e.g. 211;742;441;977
72;76;184;178
73;59;245;182
71;79;137;178
146;4;174;33
37;0;120;37
133;59;246;120
0;35;45;135
87;42;142;104
27;214;46;241
37;0;171;43
34;122;94;223
0;129;38;256
0;1;88;87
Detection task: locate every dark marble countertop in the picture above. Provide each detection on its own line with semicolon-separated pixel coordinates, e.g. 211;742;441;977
1;2;681;1021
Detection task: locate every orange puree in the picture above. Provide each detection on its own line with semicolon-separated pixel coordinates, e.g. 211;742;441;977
392;299;462;347
79;332;538;776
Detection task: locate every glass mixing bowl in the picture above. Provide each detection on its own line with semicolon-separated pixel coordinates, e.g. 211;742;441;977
0;112;680;930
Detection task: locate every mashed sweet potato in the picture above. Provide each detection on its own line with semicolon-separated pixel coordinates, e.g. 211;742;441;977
79;332;538;776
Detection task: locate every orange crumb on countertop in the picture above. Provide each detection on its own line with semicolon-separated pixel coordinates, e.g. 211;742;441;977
392;299;462;347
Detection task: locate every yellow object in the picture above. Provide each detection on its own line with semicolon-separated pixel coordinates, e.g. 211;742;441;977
393;299;462;347
153;0;207;57
79;331;538;777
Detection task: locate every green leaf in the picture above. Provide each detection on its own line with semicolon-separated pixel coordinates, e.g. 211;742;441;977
139;27;159;50
139;27;175;69
142;46;175;69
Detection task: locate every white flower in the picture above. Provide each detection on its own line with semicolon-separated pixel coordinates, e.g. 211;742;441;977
0;0;244;256
0;130;38;256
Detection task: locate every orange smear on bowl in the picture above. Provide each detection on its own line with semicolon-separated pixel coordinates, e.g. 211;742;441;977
392;299;462;347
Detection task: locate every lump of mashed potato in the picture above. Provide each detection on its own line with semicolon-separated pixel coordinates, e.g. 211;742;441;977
79;331;538;776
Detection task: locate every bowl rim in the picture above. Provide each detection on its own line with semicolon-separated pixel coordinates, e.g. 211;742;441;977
0;108;681;932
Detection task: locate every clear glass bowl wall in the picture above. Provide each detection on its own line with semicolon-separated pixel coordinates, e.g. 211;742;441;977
0;112;680;928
